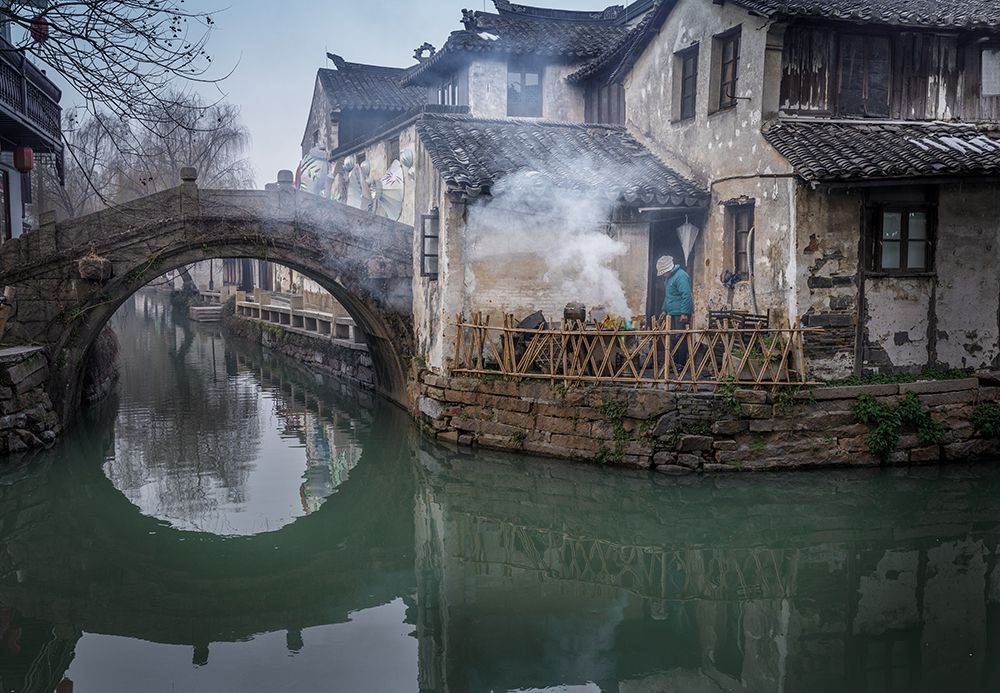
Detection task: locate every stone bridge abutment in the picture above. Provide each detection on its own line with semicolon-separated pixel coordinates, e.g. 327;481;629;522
0;174;415;426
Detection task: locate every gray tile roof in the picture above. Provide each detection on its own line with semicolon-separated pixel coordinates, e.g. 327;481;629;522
404;2;631;85
730;0;1000;29
415;113;707;206
567;0;669;83
318;55;426;112
763;119;1000;183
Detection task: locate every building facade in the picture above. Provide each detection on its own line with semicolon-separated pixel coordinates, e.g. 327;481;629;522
300;0;1000;379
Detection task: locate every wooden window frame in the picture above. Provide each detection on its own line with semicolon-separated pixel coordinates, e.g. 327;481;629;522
437;75;460;106
677;44;699;121
730;203;754;279
0;170;11;242
835;32;892;117
867;204;936;275
585;82;625;125
716;28;741;111
421;210;440;279
386;136;400;164
507;63;543;117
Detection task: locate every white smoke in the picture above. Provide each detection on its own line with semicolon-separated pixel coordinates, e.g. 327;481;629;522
464;170;633;318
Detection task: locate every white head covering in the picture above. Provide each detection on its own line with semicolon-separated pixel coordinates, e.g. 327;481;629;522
656;255;675;276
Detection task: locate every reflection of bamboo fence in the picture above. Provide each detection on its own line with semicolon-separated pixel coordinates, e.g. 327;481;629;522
452;313;819;388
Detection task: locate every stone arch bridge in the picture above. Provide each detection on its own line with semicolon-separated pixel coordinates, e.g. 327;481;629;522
0;171;415;423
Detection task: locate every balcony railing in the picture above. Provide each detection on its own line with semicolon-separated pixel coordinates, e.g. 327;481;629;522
0;37;61;147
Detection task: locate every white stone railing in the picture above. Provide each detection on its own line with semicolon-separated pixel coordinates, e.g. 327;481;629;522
235;290;367;352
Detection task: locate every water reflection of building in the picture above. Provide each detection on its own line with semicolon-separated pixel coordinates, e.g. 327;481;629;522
413;451;1000;693
235;352;364;514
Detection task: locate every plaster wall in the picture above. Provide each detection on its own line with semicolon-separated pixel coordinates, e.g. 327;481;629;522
865;277;933;367
467;59;509;118
624;0;791;182
691;177;797;329
934;183;1000;370
410;140;448;370
301;79;337;155
542;64;586;122
794;186;862;378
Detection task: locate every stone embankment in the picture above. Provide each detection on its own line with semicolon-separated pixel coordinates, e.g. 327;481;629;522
0;347;60;454
417;374;1000;471
225;314;376;390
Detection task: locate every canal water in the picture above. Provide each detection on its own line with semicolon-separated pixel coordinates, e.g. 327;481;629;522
0;292;998;692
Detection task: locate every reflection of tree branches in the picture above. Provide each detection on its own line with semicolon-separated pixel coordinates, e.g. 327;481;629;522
103;293;262;527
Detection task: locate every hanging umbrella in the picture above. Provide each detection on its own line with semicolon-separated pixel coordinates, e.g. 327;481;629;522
676;216;700;266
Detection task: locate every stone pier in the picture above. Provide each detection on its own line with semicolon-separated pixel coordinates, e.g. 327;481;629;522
0;347;60;453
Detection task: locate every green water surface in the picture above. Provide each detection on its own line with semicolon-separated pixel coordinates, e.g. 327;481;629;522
0;292;997;692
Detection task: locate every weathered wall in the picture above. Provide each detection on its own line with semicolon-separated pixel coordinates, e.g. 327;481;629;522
934;182;1000;369
0;347;60;455
795;186;862;378
542;63;586;122
693;177;798;328
225;315;375;391
417;373;1000;470
625;0;790;182
300;77;336;155
623;0;796;329
467;59;508;118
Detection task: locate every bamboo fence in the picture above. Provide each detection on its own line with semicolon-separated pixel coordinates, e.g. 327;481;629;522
452;313;819;389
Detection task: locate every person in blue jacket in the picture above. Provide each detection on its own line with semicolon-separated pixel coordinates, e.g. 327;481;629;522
658;255;693;323
657;255;693;373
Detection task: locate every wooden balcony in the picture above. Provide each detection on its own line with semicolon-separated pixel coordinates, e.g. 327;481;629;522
0;36;61;154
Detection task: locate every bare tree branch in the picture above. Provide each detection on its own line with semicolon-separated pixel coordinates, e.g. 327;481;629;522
0;0;226;128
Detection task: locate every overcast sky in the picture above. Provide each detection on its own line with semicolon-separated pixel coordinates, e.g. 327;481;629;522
194;0;616;186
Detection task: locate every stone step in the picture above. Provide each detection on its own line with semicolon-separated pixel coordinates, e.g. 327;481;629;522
189;306;223;322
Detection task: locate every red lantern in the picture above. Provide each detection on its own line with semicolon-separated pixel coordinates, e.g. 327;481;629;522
13;147;34;173
30;16;49;43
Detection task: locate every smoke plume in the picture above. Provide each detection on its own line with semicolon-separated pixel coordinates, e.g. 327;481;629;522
465;170;633;318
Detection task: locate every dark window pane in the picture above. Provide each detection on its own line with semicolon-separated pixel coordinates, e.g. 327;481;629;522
907;241;926;269
839;35;865;115
882;212;902;240
881;241;901;269
867;37;890;116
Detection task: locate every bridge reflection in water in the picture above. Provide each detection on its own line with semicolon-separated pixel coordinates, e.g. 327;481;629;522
0;295;998;691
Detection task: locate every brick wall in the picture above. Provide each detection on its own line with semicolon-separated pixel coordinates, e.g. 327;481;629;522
417;374;1000;471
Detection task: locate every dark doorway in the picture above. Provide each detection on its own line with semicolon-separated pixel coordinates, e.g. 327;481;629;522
646;219;692;317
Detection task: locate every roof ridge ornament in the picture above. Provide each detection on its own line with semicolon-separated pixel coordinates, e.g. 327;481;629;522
413;42;436;63
326;53;348;70
461;9;479;31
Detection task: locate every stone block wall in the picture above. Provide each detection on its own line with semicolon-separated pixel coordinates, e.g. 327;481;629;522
417;373;1000;471
0;347;60;454
225;315;375;391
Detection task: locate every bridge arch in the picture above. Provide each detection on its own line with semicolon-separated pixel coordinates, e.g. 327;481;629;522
0;177;415;422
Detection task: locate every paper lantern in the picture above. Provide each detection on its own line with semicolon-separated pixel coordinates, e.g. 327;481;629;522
30;16;49;43
13;147;34;173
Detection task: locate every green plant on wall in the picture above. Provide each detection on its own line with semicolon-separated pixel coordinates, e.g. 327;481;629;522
596;398;629;464
851;392;945;462
716;378;743;417
972;402;1000;438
